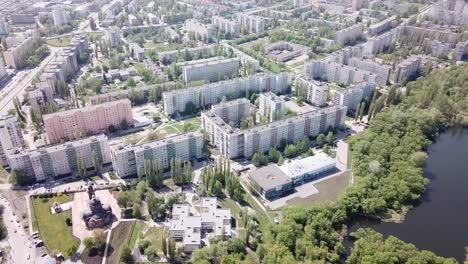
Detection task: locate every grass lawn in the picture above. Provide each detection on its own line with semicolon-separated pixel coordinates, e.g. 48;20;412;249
142;226;167;256
31;194;80;257
144;42;184;51
128;220;145;250
107;221;135;264
91;175;102;182
46;36;72;47
170;117;200;133
285;171;351;207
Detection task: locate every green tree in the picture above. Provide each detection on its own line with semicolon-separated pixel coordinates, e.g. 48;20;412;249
316;133;326;147
326;131;334;144
120;245;133;263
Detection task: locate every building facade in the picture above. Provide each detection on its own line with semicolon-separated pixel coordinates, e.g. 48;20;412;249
181;57;240;84
333;82;375;112
0;115;24;167
163;72;290;115
52;7;70;26
304;60;377;86
235;13;266;33
258;92;285;122
394;56;422;84
44;99;133;144
212;16;240;37
111;132;203;177
7;135;111;182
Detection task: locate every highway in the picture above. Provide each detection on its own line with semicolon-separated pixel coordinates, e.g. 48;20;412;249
0;195;36;264
0;47;61;116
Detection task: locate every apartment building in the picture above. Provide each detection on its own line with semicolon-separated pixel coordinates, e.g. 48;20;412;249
394;56;422;84
429;40;449;58
147;13;159;24
44;99;133;144
212;16;240;37
259;92;285;122
0;115;24;167
0;58;6;80
184;19;215;42
400;25;458;47
430;0;467;26
363;27;400;56
7;135;111;182
202;105;346;158
169;197;231;252
52;7;70;26
348;57;392;85
368;16;397;36
111;132;203;177
333;82;375;112
181;57;240;84
106;27;121;47
304;60;377;86
352;0;368;11
158;45;216;64
211;98;251;125
146;1;156;12
335;24;363;45
235;13;265;33
243;106;346;157
163;72;290;115
453;42;468;61
2;34;36;69
0;17;8;35
296;78;329;107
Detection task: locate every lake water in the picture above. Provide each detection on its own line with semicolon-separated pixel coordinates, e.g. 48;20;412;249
348;128;468;262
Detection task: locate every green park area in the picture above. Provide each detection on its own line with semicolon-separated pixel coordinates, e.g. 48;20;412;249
31;194;80;258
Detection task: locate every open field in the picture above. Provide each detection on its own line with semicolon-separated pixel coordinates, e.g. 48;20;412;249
46;36;72;47
128;220;145;250
31;194;80;257
106;220;135;264
141;226;167;256
285;171;351;207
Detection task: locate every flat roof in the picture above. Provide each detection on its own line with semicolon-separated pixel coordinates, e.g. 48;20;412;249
279;152;336;180
248;164;291;191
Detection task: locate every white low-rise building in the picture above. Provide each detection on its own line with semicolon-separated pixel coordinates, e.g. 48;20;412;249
169;197;231;252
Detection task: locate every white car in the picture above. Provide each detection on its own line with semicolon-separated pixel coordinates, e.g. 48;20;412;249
26;253;30;259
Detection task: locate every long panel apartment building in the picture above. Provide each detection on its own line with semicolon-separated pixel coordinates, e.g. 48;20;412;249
304;60;377;85
44;99;133;144
163;72;290;115
181;57;240;84
202;105;346;158
7;135;111;182
235;13;266;33
333;82;376;112
212;16;240;37
0;115;24;167
111;132;203;177
2;34;36;69
347;57;392;85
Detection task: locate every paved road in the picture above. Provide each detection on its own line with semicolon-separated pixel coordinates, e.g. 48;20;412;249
0;47;61;116
0;196;36;263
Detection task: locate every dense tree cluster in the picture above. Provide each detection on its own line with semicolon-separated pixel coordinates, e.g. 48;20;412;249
198;158;244;202
347;229;456;264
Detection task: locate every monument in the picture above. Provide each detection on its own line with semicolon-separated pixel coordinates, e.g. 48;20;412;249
81;184;113;229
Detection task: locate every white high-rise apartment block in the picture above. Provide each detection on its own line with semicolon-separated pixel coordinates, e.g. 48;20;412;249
52;7;70;26
304;60;377;86
211;98;251;126
394;56;422;84
202;105;346;158
184;19;215;42
0;17;8;35
212;16;240;37
2;35;35;69
163;73;290;115
146;1;156;12
333;82;375;112
453;42;468;61
429;40;449;58
181;57;240;84
430;0;467;25
7;135;111;182
259;92;285;122
0;115;24;167
106;27;121;47
235;13;266;33
296;78;329;107
111;132;203;177
352;0;368;11
348;57;392;85
0;57;7;80
363;27;401;56
335;24;363;45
